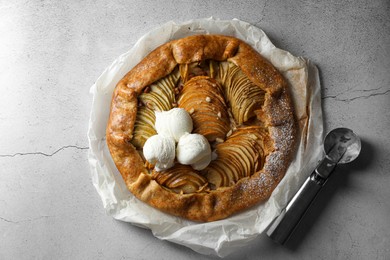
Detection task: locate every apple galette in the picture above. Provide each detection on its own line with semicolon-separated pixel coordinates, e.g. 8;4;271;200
106;34;297;222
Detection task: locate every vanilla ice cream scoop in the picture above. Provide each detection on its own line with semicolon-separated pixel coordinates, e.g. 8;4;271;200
155;108;193;142
143;135;176;171
176;133;211;170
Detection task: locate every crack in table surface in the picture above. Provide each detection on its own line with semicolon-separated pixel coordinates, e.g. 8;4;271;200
0;145;89;158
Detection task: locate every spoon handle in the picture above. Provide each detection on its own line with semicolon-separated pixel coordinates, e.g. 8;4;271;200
266;171;325;244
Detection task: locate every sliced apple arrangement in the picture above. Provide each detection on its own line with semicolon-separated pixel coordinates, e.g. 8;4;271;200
178;76;230;142
131;107;157;149
151;164;209;194
131;61;270;194
131;69;179;149
138;69;179;111
218;62;266;125
203;126;271;189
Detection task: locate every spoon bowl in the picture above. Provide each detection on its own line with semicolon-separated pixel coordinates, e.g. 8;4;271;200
324;128;361;164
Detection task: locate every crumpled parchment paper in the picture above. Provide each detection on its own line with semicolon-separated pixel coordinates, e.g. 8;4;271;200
87;17;324;257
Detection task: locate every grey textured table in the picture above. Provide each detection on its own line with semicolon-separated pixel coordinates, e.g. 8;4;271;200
1;1;389;259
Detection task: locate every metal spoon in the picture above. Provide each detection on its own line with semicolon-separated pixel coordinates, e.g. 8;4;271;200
267;128;361;244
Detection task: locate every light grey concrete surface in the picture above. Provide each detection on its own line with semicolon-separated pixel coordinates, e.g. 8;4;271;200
1;0;389;259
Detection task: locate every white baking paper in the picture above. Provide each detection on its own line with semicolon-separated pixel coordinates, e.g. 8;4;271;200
87;17;324;257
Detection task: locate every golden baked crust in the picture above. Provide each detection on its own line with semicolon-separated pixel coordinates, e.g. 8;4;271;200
106;35;297;222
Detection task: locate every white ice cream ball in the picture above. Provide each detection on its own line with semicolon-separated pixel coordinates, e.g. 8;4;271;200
143;134;176;171
154;108;193;142
176;133;211;170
